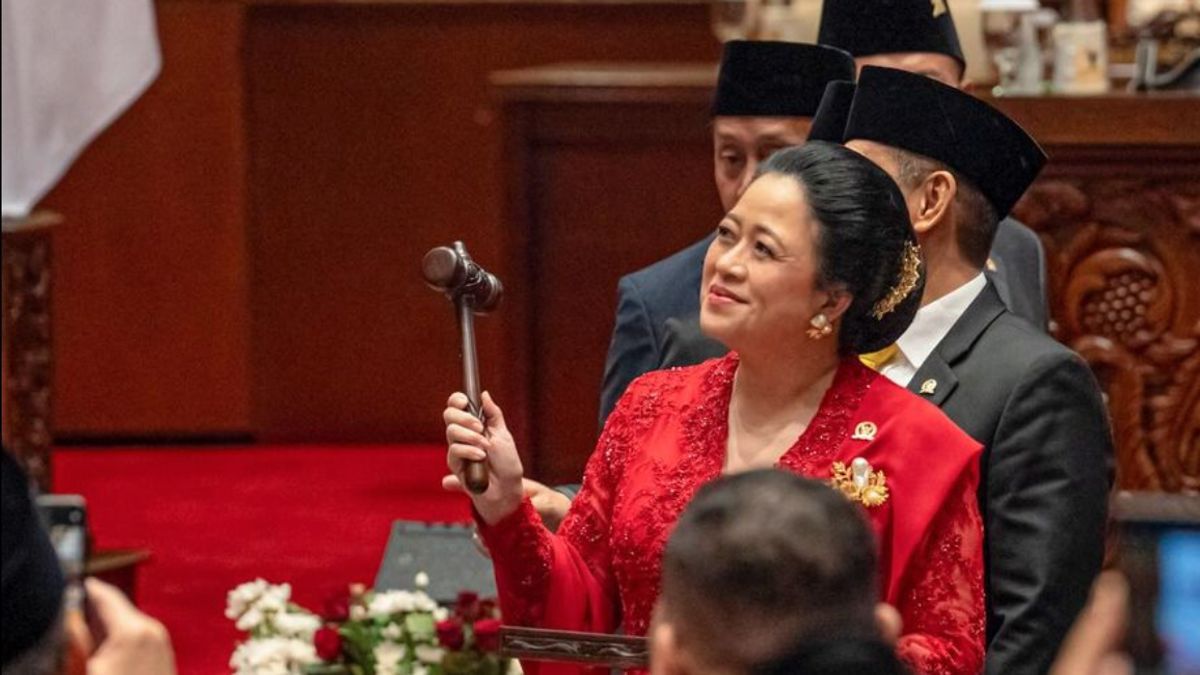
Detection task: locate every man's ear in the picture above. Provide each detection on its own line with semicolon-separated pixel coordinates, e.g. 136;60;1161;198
910;170;957;236
874;603;903;646
650;610;688;675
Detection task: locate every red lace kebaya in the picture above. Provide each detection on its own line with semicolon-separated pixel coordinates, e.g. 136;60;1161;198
480;353;985;675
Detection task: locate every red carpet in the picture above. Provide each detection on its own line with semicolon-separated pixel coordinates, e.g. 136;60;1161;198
53;444;470;675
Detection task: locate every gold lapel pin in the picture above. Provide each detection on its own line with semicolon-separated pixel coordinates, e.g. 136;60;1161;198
831;457;889;507
920;379;937;395
986;257;998;272
851;421;877;441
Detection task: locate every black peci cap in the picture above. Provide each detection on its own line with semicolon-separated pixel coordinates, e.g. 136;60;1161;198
807;81;856;142
712;40;856;118
817;0;965;70
843;66;1047;215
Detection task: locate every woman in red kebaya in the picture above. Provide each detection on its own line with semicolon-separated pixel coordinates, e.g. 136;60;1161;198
443;142;985;675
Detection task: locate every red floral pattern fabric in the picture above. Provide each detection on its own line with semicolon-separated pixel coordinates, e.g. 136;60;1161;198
480;353;985;675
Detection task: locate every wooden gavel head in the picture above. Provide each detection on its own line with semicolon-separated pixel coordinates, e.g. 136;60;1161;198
422;243;503;312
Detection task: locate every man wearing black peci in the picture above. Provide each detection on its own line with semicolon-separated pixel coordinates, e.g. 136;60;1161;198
838;66;1113;675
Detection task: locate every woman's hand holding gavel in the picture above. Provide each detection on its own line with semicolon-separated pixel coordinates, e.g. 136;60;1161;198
443;391;525;524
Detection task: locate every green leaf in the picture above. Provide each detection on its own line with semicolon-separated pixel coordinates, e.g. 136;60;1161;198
338;622;377;673
405;613;435;641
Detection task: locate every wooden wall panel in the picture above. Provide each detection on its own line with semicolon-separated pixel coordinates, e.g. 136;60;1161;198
529;140;720;479
42;2;251;438
244;5;719;442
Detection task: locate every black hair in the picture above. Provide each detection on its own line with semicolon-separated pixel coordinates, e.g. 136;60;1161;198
891;147;1000;270
755;141;925;354
660;470;879;672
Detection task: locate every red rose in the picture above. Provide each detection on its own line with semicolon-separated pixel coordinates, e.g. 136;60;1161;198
322;592;351;622
437;618;465;650
456;591;481;620
473;618;502;652
314;627;343;661
478;599;498;619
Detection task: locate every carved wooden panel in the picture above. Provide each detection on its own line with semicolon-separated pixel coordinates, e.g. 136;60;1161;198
1016;173;1200;492
500;626;648;669
1;215;58;490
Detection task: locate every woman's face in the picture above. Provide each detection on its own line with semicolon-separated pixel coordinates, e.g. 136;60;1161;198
700;173;829;353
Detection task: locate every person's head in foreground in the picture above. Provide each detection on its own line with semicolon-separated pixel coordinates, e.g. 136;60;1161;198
817;0;967;88
711;41;855;212
651;469;904;675
700;140;924;360
1;450;176;675
840;66;1046;303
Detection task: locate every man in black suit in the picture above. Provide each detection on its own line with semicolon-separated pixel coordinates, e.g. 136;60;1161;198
840;67;1111;675
815;0;1048;331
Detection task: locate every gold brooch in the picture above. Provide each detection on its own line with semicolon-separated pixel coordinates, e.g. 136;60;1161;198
919;378;937;395
831;458;889;507
851;421;877;441
871;241;922;320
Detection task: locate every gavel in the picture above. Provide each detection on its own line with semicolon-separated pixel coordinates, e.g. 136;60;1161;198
422;241;503;494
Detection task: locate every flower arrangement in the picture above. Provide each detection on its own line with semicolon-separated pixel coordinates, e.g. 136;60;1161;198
227;574;512;675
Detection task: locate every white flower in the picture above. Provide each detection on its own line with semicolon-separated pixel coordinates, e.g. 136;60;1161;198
368;590;417;617
432;606;450;621
226;579;292;627
374;642;407;675
413;665;430;675
257;583;291;614
273;611;320;639
235;607;265;632
229;636;316;675
227;579;269;620
381;622;404;641
415;644;445;664
412;591;439;613
350;604;367;621
414;571;430;588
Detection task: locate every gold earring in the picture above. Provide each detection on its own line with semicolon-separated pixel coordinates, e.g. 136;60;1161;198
807;314;832;340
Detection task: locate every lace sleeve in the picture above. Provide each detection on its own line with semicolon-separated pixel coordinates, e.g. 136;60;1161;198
895;465;987;675
478;386;636;634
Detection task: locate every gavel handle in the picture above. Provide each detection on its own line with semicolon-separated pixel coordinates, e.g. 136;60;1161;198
459;297;490;494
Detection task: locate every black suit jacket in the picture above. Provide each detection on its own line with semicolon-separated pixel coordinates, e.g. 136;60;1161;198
657;283;1113;675
908;283;1112;675
599;217;1047;425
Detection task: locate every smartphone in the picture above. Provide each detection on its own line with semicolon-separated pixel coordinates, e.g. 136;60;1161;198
35;494;89;612
1115;493;1200;675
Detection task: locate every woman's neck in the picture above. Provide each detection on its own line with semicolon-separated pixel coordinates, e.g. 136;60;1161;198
734;346;841;416
725;344;841;471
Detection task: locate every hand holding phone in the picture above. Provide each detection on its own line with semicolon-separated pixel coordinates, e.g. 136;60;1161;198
84;578;177;675
35;495;88;612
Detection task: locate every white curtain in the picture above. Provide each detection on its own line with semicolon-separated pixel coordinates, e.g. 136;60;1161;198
2;0;161;220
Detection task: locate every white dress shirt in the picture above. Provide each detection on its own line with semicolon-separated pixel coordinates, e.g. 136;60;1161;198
879;273;988;387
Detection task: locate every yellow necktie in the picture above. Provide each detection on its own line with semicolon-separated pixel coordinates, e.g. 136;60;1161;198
859;343;899;371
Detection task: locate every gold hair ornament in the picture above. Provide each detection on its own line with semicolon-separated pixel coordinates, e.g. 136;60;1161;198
871;241;922;320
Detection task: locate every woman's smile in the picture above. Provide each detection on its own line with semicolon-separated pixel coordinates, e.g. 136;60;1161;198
706;283;748;307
